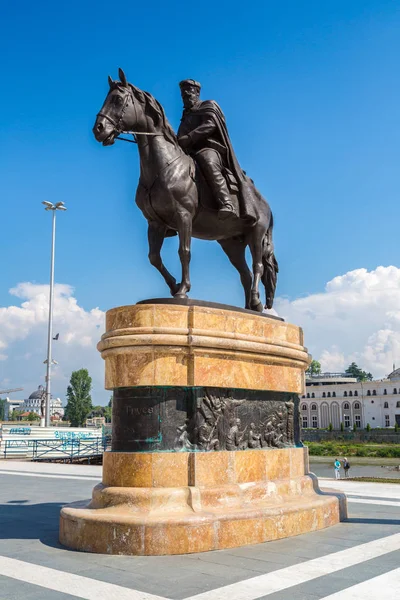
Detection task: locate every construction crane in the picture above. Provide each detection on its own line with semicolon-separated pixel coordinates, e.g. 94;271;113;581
0;388;23;397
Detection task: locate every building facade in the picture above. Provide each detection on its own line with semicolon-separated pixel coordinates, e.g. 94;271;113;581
301;369;400;430
4;386;64;420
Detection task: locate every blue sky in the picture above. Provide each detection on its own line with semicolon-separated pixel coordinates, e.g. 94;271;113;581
1;1;399;403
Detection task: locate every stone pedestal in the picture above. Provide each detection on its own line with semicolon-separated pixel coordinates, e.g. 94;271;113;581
59;300;347;555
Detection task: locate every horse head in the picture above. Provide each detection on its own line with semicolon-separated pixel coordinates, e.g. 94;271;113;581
93;68;176;146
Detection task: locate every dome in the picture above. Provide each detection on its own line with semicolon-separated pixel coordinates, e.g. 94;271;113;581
28;385;46;400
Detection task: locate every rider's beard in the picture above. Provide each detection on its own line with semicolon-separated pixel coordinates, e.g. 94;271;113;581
183;94;198;109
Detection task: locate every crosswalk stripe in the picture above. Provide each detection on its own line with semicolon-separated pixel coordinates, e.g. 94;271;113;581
184;532;400;600
0;555;169;600
0;470;99;481
347;498;400;507
317;567;400;599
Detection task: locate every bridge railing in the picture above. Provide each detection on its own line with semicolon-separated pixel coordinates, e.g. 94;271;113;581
2;436;110;461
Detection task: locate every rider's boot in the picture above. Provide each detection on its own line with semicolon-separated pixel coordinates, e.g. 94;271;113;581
198;154;238;219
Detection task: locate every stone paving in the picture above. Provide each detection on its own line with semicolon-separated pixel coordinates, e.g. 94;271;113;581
0;460;399;599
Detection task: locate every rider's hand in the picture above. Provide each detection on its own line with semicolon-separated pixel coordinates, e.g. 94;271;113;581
178;135;191;149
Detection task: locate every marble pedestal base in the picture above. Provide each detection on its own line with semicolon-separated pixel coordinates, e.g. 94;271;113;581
59;448;346;555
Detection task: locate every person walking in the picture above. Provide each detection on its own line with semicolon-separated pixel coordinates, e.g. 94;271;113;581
334;458;341;479
343;457;350;478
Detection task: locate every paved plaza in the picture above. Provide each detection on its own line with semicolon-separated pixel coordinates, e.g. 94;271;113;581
0;460;399;599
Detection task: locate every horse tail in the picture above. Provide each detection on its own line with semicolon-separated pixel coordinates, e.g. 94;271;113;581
262;214;279;310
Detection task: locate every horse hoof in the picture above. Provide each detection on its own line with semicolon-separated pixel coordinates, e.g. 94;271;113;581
170;283;180;296
250;301;263;313
174;292;188;300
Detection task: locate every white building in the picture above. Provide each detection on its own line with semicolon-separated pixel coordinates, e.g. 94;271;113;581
301;369;400;430
4;386;64;420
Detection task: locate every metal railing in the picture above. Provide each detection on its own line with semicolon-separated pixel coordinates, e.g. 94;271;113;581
2;436;110;461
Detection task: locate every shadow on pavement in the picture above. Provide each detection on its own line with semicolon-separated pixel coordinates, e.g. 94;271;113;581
344;517;400;525
0;501;90;550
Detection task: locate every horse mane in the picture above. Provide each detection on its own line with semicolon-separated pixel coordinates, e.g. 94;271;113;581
128;84;178;146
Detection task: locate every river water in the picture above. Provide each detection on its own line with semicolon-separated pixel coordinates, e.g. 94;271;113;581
309;457;400;480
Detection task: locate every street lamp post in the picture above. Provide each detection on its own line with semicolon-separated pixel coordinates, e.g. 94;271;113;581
42;201;67;427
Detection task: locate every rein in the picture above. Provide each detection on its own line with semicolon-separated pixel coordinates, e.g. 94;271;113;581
98;87;163;145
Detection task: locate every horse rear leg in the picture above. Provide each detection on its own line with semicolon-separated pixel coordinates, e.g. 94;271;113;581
218;238;252;309
175;210;192;298
248;227;266;313
148;222;179;296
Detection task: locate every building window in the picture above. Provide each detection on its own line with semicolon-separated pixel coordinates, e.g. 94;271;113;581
302;404;307;411
322;392;326;398
385;415;390;427
354;402;360;410
354;390;358;397
312;416;318;428
372;390;376;396
343;402;350;410
327;392;331;398
302;417;308;428
397;401;400;408
384;389;387;395
307;393;310;398
393;389;397;394
344;415;350;428
349;391;353;397
302;395;305;398
311;392;315;398
355;415;361;427
332;392;336;398
344;391;347;397
367;390;371;396
384;401;389;408
311;404;317;411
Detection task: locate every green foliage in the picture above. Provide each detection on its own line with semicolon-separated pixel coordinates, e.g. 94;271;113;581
345;362;373;382
88;402;112;423
307;441;400;458
0;398;5;421
306;360;321;377
366;423;371;432
10;409;24;421
353;423;357;432
340;422;344;432
24;412;40;421
64;368;93;427
328;422;333;431
395;422;399;433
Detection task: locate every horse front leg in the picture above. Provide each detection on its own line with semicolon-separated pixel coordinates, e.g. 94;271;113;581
148;221;179;296
174;210;192;298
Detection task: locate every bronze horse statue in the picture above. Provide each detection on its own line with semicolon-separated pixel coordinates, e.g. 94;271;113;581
93;69;278;312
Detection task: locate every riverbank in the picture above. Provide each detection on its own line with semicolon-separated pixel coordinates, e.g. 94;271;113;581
305;441;400;458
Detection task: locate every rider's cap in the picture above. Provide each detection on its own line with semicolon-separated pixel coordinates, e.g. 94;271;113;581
179;79;201;91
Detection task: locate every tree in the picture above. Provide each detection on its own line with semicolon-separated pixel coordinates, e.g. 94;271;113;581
328;423;333;431
306;360;321;377
345;362;373;382
0;398;5;421
64;369;93;427
23;411;40;421
340;422;344;432
353;423;357;432
366;423;371;432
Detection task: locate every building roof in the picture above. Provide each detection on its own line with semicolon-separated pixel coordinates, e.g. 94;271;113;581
388;368;400;381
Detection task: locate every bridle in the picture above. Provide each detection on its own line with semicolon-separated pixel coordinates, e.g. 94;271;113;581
97;86;161;144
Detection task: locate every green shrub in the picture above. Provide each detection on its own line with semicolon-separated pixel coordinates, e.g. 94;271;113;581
328;423;333;431
366;423;371;432
340;422;344;432
395;422;399;433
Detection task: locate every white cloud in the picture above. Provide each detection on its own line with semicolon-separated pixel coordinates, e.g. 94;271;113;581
275;266;400;379
1;267;399;404
0;283;106;404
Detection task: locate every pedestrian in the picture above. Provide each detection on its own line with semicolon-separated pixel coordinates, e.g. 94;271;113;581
343;457;350;478
334;458;341;479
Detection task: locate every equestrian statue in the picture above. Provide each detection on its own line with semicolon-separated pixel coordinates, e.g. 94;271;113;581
93;69;278;312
